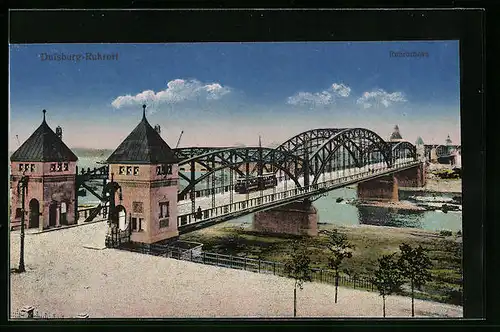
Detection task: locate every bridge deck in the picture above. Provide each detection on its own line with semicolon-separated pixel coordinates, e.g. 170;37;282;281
177;158;419;233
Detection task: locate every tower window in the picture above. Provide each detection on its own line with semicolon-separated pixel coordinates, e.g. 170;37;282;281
24;164;29;172
18;164;23;171
138;218;143;231
57;163;62;172
30;164;36;172
126;166;132;175
132;201;143;213
159;202;169;218
157;164;172;175
119;166;126;175
15;208;22;218
133;166;139;175
63;163;69;171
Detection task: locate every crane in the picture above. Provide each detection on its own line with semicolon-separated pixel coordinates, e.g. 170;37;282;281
175;130;184;149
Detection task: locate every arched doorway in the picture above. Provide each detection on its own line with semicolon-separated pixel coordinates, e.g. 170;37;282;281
116;205;127;231
29;199;40;228
49;202;58;227
60;201;68;225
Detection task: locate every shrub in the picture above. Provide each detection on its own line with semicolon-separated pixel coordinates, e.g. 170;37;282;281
439;230;453;237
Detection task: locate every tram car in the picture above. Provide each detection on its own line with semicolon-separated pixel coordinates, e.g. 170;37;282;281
234;173;278;194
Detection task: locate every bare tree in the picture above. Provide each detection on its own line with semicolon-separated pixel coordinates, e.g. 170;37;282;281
324;229;355;303
372;253;403;317
283;240;312;317
397;243;433;317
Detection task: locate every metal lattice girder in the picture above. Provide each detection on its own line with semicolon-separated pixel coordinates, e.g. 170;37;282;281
177;147;305;198
390;141;417;160
173;147;228;161
249;128;347;174
175;128;418;198
306;128;395;185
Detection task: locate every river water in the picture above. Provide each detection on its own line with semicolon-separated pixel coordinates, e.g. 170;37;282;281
73;157;462;232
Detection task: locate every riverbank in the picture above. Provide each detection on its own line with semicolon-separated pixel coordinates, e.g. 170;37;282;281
400;178;462;194
10;221;462;318
180;223;463;306
352;200;426;211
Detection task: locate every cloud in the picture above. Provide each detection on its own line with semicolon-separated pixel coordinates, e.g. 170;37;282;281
111;79;231;109
287;82;351;107
356;89;407;109
331;83;351;97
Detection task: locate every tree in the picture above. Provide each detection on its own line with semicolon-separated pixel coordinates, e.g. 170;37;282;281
283;240;312;317
372;253;404;317
324;229;355;303
397;243;433;317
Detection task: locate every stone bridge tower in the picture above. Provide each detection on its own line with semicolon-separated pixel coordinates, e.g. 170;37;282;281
10;110;79;231
106;105;179;244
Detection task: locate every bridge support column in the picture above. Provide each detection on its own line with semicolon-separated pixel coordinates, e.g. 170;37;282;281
394;163;426;187
252;200;318;236
357;175;399;201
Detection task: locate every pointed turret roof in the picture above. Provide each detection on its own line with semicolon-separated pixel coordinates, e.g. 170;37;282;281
106;105;178;164
415;137;424;145
390;124;403;140
445;134;452;145
10;110;78;162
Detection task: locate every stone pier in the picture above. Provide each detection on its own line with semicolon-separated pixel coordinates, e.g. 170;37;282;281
357;175;399;201
357;164;426;201
252;200;318;236
394;163;426;187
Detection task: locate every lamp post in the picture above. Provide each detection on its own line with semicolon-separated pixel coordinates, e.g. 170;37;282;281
17;173;29;273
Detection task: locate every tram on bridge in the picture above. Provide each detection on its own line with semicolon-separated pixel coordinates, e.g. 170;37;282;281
234;173;278;194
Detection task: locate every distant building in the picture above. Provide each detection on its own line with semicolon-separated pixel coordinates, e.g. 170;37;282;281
415;137;425;161
10;110;79;231
389;125;404;142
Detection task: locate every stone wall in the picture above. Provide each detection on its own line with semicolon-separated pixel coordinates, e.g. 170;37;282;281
108;163;179;244
357;175;399;201
10;161;77;231
394;163;426;187
252;200;318;236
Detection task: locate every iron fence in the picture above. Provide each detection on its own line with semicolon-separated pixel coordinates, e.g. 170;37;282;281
120;243;376;292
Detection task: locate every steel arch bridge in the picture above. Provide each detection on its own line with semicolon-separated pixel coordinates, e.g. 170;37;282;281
171;127;419;232
76;127;420;234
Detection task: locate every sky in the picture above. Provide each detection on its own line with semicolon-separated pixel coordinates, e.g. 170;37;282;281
9;42;460;151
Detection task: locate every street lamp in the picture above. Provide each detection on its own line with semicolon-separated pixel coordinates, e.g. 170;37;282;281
16;173;29;273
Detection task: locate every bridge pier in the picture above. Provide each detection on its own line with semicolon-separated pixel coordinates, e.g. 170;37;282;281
252;199;318;236
357;175;399;201
394;163;426;187
357;163;426;201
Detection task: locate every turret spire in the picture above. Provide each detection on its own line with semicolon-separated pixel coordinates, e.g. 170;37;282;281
142;104;146;120
42;109;46;122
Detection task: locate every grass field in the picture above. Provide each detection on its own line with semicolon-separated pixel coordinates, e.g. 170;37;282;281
180;223;463;305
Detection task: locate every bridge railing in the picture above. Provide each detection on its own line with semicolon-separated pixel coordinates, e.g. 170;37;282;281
178;175;288;201
178;161;419;227
77;204;107;222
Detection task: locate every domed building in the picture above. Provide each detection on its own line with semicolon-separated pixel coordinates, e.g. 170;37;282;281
415;137;425;161
445;134;453;146
389;125;404;142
